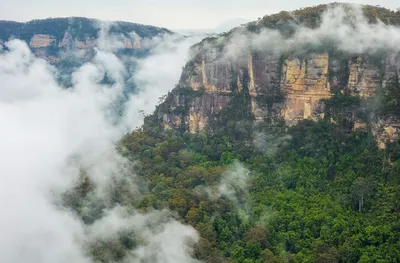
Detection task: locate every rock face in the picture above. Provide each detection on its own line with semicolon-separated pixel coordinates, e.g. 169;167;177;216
281;53;331;125
0;17;172;89
0;18;171;64
347;55;383;98
26;32;143;62
30;34;56;48
155;36;400;148
159;49;399;132
373;118;400;149
150;3;400;147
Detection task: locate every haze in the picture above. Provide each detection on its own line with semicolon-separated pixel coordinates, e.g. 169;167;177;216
0;0;399;30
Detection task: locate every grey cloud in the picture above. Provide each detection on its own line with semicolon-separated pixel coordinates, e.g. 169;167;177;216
199;161;251;208
2;1;399;30
219;4;400;65
122;34;203;129
0;25;200;263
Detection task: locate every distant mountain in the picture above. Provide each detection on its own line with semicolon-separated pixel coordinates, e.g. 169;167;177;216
0;17;173;87
0;17;172;60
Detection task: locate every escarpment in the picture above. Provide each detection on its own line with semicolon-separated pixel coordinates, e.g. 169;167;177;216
0;17;172;88
0;18;171;64
150;4;400;148
157;50;399;132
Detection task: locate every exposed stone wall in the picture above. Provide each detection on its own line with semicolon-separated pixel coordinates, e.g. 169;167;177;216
373;118;400;149
375;52;400;148
30;34;56;48
280;53;331;125
188;93;231;133
171;52;333;130
347;55;382;98
11;31;144;64
383;52;400;88
160;46;400;148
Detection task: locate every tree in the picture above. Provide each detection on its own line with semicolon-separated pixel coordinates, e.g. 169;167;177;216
186;206;201;225
339;240;360;263
194;238;225;263
168;188;188;215
260;249;280;263
244;226;270;249
315;241;339;263
351;177;374;212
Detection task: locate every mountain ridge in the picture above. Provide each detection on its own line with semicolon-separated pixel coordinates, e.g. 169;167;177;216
0;17;174;88
147;3;400;149
0;17;172;64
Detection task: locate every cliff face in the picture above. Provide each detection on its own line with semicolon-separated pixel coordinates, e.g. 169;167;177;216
160;51;398;130
0;18;172;88
280;53;331;125
0;18;171;64
154;4;400;148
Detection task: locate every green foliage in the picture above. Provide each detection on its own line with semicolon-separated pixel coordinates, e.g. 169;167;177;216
116;99;400;262
255;3;400;33
378;80;400;117
195;3;400;55
0;17;171;43
49;5;400;261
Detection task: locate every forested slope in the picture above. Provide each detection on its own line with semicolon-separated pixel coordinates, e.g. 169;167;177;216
64;3;400;262
118;92;400;262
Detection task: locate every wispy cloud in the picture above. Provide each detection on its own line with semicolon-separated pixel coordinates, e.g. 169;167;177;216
0;26;201;262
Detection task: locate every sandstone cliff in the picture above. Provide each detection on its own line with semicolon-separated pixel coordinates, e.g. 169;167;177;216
0;18;171;64
152;4;400;148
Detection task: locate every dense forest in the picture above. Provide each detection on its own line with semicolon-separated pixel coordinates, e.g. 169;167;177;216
61;84;400;262
113;88;400;262
57;3;400;262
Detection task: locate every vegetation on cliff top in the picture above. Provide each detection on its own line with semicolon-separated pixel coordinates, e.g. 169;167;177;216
0;17;171;43
195;3;400;49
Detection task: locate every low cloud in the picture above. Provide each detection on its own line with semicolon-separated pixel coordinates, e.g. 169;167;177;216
0;25;201;263
253;132;292;156
86;206;200;263
218;161;251;203
219;4;400;64
200;161;251;208
123;34;202;129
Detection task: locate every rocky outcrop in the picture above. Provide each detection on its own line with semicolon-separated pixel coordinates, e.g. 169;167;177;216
151;2;400;148
161;50;392;132
26;32;143;61
30;34;56;48
347;55;383;98
383;52;400;88
0;17;171;65
281;53;331;125
149;3;400;147
124;39;141;49
157;41;400;147
375;52;400;148
373;118;400;149
188;93;231;133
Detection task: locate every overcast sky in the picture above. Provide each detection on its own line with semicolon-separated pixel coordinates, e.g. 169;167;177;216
0;0;399;30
